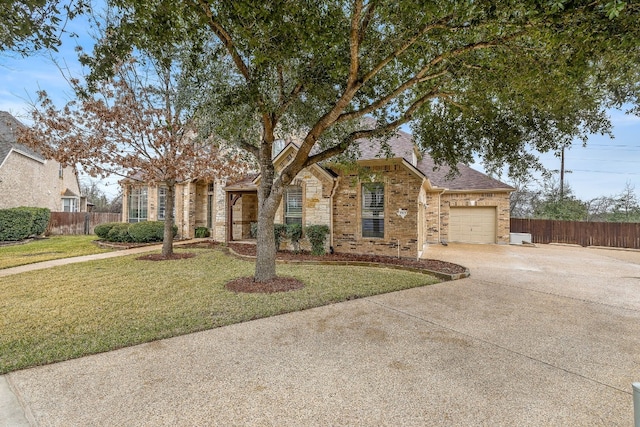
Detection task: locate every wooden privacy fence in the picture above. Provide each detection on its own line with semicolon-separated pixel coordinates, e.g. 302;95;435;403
47;212;121;235
511;218;640;249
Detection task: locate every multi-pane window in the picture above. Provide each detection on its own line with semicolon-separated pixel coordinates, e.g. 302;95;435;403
362;183;384;238
157;186;167;220
157;186;176;221
62;197;78;212
284;186;303;226
128;186;148;223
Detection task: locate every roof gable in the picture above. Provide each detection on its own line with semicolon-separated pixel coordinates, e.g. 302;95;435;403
0;111;45;165
354;127;513;191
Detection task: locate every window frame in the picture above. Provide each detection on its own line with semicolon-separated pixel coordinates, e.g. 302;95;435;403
61;197;78;212
157;186;167;220
128;186;148;223
361;182;385;238
284;185;303;226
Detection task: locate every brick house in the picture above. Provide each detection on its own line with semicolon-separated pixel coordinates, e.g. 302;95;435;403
121;128;513;258
0;111;87;212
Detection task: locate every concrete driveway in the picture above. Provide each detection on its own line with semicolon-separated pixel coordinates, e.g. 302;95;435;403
3;244;640;426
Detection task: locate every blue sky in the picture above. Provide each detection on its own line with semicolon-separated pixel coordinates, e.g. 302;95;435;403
1;19;639;201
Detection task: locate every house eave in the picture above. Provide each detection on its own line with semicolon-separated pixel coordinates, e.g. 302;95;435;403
443;187;515;194
9;148;46;164
356;157;426;181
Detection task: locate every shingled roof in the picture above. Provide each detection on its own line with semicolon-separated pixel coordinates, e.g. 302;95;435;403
355;127;514;191
0;111;44;165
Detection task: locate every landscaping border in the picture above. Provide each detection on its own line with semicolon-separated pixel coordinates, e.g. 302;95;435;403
225;246;470;281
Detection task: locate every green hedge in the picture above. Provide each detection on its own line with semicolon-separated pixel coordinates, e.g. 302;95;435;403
22;207;50;236
128;221;177;243
274;223;288;250
305;224;330;255
194;226;210;238
94;222;119;239
106;223;134;243
97;221;177;243
0;209;32;241
0;207;50;241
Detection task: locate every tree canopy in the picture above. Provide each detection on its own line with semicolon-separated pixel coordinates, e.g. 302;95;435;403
58;0;640;280
0;0;89;55
19;42;251;256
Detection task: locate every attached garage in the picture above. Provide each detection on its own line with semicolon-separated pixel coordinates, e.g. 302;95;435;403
449;206;497;244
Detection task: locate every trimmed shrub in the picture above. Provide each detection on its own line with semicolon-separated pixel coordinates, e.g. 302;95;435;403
305;224;330;255
274;223;288;250
19;207;50;236
0;208;32;241
0;207;50;240
106;223;134;243
194;226;210;238
94;222;119;239
128;221;177;243
285;223;303;253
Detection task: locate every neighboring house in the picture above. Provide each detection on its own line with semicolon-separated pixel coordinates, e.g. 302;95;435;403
122;127;513;258
0;111;87;212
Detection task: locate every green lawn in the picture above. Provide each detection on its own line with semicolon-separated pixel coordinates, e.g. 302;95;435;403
0;235;112;269
0;247;439;374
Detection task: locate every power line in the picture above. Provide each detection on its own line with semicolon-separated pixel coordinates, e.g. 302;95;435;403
570;169;640;175
585;144;640;148
569;158;640;163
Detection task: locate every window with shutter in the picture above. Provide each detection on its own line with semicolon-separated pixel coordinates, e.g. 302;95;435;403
362;183;384;238
284;186;303;226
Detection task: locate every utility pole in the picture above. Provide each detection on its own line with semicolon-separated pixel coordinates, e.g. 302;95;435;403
560;146;565;200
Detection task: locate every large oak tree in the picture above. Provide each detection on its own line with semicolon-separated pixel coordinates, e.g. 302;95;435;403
82;0;638;281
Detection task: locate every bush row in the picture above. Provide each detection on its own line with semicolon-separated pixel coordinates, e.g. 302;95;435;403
94;221;177;243
0;207;51;241
250;222;330;255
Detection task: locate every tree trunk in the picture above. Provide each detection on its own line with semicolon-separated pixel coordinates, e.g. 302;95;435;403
253;128;284;282
162;182;175;257
254;197;278;281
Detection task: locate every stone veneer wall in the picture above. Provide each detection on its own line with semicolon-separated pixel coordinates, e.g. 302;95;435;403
423;191;511;244
122;179;229;240
213;179;227;241
332;163;422;258
275;169;333;252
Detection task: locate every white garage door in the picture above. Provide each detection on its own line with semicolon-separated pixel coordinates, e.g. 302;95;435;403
449;207;496;244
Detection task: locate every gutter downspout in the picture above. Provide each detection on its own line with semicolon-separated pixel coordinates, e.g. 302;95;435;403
329;176;340;250
437;188;446;244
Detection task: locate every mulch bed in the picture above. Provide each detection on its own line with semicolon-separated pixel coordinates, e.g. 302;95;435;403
183;240;467;276
133;240;467;293
136;253;197;261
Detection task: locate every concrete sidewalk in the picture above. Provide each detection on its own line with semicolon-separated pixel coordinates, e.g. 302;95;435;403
2;243;639;426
